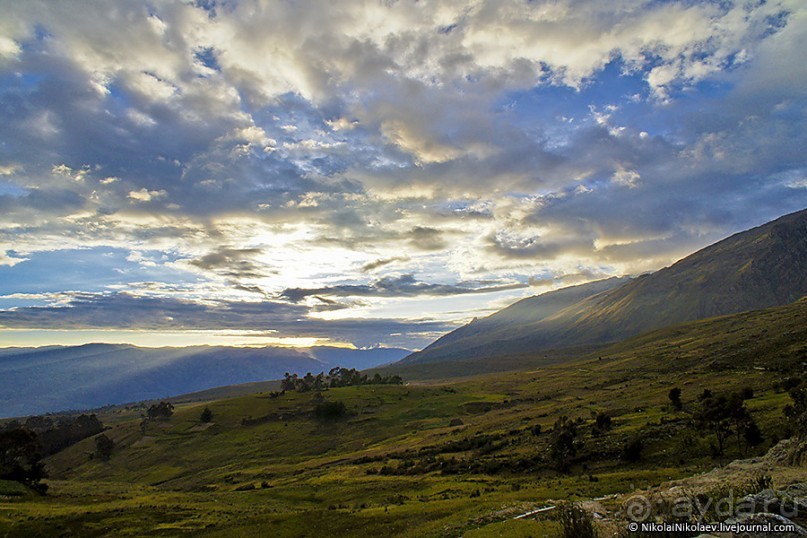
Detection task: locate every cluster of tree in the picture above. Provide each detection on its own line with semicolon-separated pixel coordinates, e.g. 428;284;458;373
693;388;763;457
327;367;403;388
146;401;174;420
0;427;48;494
280;368;403;392
549;416;584;472
281;372;327;392
1;414;104;457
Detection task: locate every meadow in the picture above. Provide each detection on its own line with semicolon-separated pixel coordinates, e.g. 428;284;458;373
1;300;806;537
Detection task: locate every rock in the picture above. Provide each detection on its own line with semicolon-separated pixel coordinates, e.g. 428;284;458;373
764;439;807;467
724;512;807;537
739;488;807;518
783;483;807;498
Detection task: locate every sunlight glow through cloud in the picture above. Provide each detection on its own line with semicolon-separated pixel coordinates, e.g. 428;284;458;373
1;0;806;349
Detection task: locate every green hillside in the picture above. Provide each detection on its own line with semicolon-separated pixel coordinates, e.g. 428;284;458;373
1;300;805;536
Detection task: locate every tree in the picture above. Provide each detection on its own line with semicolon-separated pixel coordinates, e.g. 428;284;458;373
200;407;213;423
281;372;298;391
784;388;807;436
694;393;733;457
668;387;683;411
300;372;316;392
591;411;612;436
726;392;762;455
549;416;581;472
743;419;764;452
26;414;103;457
147;401;174;420
94;434;114;461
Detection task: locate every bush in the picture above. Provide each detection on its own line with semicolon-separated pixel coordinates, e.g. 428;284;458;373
781;377;802;392
557;502;597;538
314;400;347;421
94;434;114;461
200;407;213;423
592;412;612;435
668;387;683;411
622;438;644;463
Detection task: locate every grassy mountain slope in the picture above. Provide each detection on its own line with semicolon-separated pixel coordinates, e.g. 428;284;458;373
403;208;807;366
405;277;628;364
2;300;805;536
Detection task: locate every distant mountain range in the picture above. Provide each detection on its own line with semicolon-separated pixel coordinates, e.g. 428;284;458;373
0;344;409;417
401;208;807;366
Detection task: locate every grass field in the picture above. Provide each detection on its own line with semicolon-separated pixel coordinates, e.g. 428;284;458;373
1;300;805;536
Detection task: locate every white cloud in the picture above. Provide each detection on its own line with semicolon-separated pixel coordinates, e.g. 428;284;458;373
0;163;22;176
0;251;28;267
128;188;167;202
0;36;21;61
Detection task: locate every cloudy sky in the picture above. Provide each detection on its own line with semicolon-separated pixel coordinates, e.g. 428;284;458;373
1;0;806;349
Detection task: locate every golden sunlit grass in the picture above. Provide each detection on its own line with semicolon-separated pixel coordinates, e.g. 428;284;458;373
1;300;805;536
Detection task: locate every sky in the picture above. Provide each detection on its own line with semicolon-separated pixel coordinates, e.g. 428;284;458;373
1;0;806;350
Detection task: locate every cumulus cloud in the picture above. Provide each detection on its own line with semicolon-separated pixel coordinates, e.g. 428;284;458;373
0;0;806;347
0;251;28;267
128;188;167;202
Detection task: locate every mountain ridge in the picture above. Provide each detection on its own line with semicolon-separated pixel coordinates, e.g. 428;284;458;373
401;207;807;365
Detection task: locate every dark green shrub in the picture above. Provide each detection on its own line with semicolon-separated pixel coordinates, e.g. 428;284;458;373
622;438;644;463
314;400;347;420
94;434;114;461
668;387;683;411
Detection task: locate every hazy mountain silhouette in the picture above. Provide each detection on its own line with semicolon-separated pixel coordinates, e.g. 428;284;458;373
0;344;409;417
